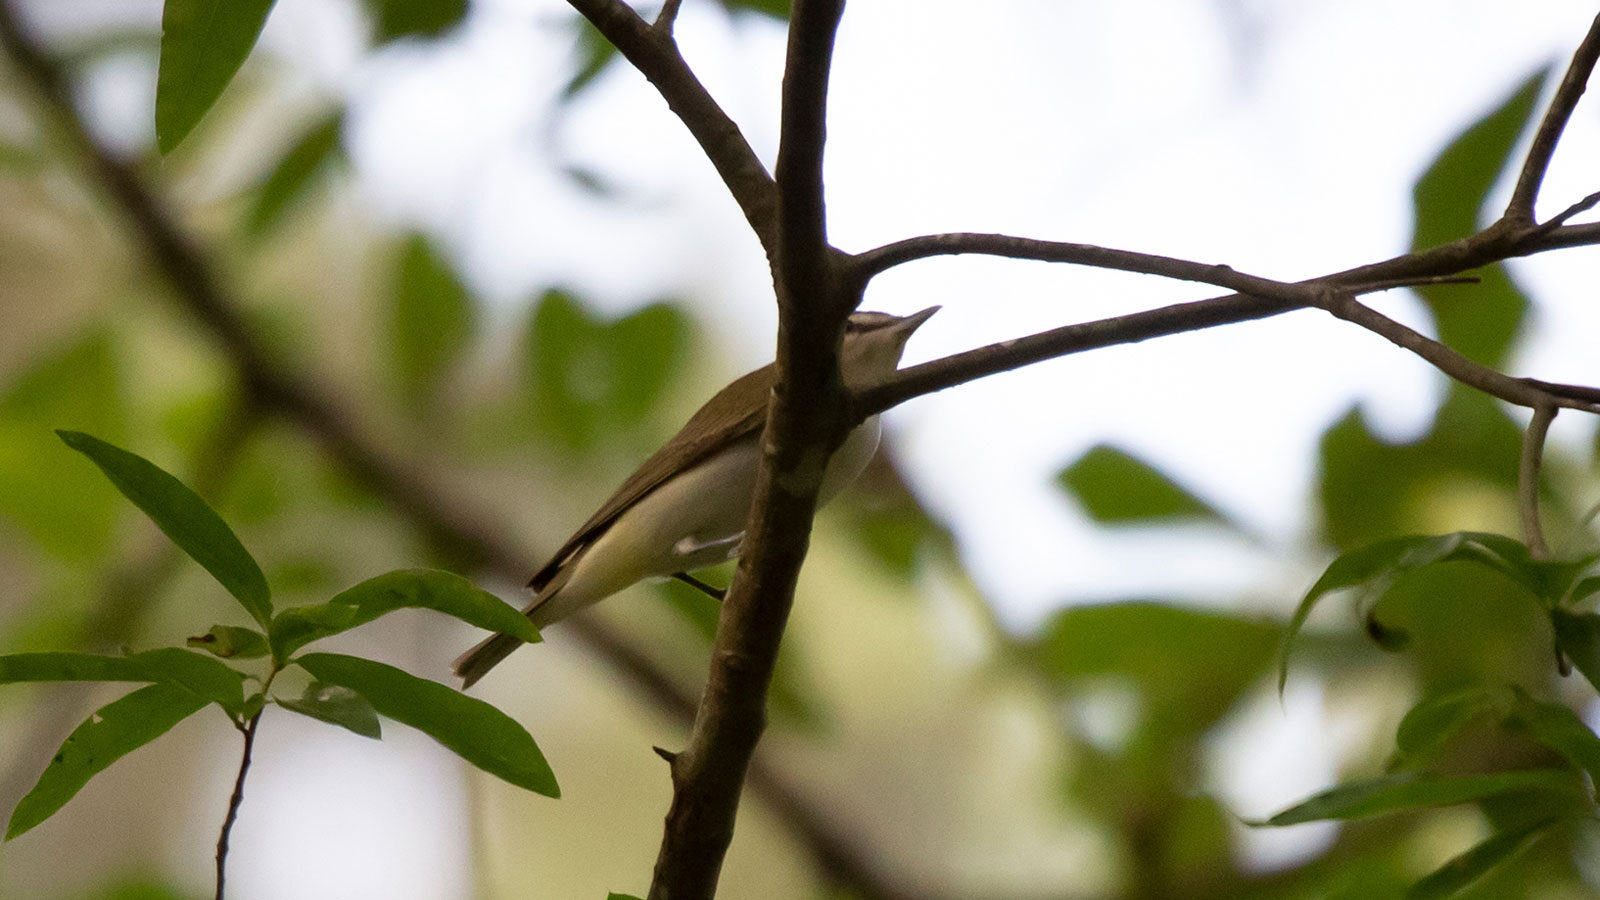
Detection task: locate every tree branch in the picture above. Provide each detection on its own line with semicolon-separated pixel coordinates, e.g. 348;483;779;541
566;0;779;255
653;0;685;35
215;711;262;900
649;1;851;897
0;8;918;900
1505;11;1600;225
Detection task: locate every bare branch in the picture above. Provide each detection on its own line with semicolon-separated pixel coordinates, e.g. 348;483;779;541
1311;290;1596;413
567;0;778;254
1505;12;1600;224
216;711;262;900
653;0;685;34
1519;403;1557;559
649;1;852;898
1527;187;1600;239
854;231;1346;306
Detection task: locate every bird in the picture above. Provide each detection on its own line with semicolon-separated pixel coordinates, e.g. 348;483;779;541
454;306;939;687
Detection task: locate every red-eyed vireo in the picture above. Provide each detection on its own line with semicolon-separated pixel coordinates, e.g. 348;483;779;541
454;306;938;687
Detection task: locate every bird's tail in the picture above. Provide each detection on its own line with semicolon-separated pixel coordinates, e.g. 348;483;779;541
454;575;573;688
453;630;525;689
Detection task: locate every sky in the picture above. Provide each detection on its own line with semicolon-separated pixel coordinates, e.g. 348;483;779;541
16;0;1600;895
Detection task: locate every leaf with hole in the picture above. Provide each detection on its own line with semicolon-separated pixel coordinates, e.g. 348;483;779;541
275;681;381;739
295;653;557;797
5;683;209;839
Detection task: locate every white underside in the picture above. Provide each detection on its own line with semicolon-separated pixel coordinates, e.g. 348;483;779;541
528;416;883;627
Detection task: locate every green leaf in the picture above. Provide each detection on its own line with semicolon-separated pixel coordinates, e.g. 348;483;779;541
1034;602;1277;740
0;649;245;714
187;624;270;660
269;569;538;663
119;647;247;713
1410;70;1547;366
719;0;789;17
1502;689;1600;787
1317;390;1521;550
246;110;344;236
606;894;644;900
364;0;468;42
563;17;619;100
1551;609;1600;694
0;332;123;559
1394;688;1495;765
1279;532;1542;692
1255;769;1580;827
275;681;381;739
295;653;558;797
57;430;271;626
389;233;477;406
1405;817;1559;899
1056;444;1227;525
526;292;692;451
155;0;279;153
5;683;209;839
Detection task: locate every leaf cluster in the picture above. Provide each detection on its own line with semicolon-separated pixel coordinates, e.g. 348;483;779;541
1;432;557;844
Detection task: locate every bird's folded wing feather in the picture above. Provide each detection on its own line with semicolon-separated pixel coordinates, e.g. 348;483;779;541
527;363;777;591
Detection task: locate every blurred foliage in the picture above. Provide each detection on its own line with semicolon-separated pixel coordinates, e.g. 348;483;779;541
362;0;469;43
245;111;344;239
524;290;693;452
154;0;276;153
388;233;479;410
0;332;124;559
0;5;1597;900
1057;443;1230;526
1410;69;1546;367
1318;389;1521;550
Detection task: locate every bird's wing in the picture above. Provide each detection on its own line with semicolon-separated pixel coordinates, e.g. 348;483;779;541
527;363;776;591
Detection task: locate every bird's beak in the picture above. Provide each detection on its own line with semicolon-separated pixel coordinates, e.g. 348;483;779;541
899;305;940;332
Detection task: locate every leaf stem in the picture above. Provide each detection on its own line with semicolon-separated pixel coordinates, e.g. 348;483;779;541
1519;403;1557;560
215;709;262;900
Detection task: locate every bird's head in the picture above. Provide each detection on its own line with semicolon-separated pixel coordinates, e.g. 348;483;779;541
839;305;939;389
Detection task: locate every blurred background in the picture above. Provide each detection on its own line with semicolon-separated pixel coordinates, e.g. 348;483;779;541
2;0;1600;897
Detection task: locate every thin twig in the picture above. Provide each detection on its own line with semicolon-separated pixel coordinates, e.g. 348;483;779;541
1520;403;1557;560
1505;11;1600;224
1527;187;1600;239
850;231;1310;302
566;0;778;255
1312;289;1597;413
215;711;263;900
